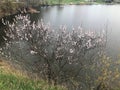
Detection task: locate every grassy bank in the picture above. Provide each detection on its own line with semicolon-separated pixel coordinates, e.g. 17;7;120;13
0;73;65;90
0;60;66;90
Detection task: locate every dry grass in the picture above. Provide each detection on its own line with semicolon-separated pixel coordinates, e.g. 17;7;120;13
0;59;28;77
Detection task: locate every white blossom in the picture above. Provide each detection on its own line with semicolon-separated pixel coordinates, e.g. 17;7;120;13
30;50;37;55
70;49;74;53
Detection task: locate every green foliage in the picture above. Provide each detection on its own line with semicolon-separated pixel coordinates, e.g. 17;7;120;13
62;0;85;4
0;70;66;90
47;0;104;5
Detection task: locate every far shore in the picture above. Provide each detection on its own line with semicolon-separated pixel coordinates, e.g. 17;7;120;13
0;2;119;19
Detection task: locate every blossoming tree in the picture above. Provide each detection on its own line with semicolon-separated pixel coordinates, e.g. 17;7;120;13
1;14;113;89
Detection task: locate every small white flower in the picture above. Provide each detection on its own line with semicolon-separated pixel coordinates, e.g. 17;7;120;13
57;47;61;51
30;50;37;55
0;48;2;50
3;37;7;41
70;49;74;53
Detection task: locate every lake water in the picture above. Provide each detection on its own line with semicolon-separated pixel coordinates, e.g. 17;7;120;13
34;5;120;59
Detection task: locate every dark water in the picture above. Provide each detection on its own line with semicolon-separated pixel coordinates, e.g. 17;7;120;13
1;5;120;59
34;5;120;59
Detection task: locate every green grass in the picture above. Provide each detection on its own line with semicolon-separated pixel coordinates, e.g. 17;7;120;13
47;0;104;5
62;0;85;4
0;70;65;90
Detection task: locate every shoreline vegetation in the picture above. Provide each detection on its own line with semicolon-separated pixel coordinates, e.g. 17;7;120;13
0;0;118;19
